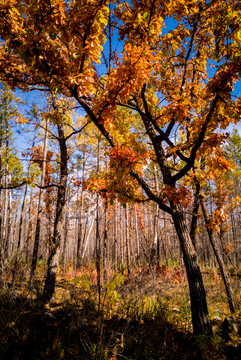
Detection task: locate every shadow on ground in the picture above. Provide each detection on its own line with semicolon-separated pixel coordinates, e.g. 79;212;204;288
0;291;240;360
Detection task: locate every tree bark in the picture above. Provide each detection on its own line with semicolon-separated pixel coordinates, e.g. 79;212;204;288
171;206;212;335
190;181;201;250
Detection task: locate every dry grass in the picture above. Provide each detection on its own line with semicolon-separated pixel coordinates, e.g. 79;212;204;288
0;262;240;359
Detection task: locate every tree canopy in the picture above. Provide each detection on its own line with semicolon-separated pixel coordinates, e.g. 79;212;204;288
0;0;240;208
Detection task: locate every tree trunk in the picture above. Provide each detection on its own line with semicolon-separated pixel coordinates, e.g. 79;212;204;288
95;139;101;312
151;165;159;265
4;186;12;260
103;195;108;284
42;122;68;303
171;206;212;335
114;201;118;272
81;215;95;262
62;208;69;277
134;204;141;273
190;181;200;250
0;123;10;278
2;125;9;253
200;197;236;313
76;149;86;269
0;120;3;276
125;204;130;275
24;189;34;262
30;120;49;284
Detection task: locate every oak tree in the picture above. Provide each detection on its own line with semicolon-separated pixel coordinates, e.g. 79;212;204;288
0;0;241;334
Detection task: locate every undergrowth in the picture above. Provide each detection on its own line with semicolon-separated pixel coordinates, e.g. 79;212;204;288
0;263;240;359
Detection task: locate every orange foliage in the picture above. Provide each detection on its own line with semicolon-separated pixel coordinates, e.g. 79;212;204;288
0;0;241;227
162;184;191;208
108;146;147;175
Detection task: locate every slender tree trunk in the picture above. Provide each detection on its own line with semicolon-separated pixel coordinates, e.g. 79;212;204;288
120;207;124;274
81;215;95;261
24;189;34;262
0;123;10;278
95;139;101;312
151;202;159;266
171;206;212;335
76;149;86;269
125;204;130;275
103;195;108;284
30;120;49;284
230;212;239;267
0;204;2;281
2;125;9;253
163;213;169;266
80;204;91;261
114;201;118;272
200;197;236;313
43;122;68;303
4;186;12;259
76;195;84;269
0;121;3;275
17;186;28;253
134;204;141;273
150;165;160;266
11;196;20;253
62;208;69;276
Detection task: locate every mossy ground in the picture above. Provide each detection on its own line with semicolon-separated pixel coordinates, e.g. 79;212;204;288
0;263;240;359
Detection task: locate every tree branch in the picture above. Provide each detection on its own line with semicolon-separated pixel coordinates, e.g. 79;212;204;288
173;94;219;183
65;121;89;141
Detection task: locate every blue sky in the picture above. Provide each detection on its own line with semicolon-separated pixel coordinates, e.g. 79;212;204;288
11;11;241;158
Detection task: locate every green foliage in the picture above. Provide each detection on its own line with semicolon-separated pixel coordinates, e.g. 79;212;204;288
0;147;24;184
226;129;241;167
167;255;179;267
0;82;23;127
72;274;92;292
225;128;241;195
29;162;42;183
104;273;124;298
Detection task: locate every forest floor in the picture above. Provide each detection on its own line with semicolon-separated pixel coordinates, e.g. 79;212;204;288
0;263;240;360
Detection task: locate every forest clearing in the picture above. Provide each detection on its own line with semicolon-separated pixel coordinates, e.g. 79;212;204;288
0;0;241;359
